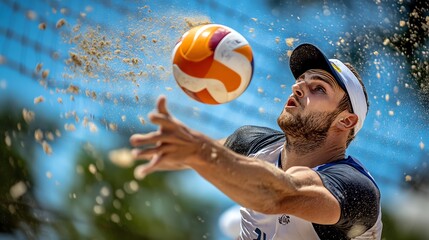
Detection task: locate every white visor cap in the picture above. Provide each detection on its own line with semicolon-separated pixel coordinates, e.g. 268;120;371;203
289;43;367;135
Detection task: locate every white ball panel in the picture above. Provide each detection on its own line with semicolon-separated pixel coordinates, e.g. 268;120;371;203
173;64;229;103
214;32;252;101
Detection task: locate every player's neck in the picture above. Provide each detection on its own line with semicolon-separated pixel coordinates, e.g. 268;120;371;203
281;134;346;170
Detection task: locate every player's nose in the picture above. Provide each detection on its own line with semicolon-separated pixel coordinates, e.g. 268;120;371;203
291;82;307;98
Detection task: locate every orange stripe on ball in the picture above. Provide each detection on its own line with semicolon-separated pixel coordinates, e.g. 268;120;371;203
173;51;214;77
234;45;253;62
179;25;222;62
182;87;219;104
194;88;219;104
205;60;241;92
179;25;210;61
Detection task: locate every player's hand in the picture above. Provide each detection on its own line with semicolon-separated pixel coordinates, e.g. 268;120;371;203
130;96;208;179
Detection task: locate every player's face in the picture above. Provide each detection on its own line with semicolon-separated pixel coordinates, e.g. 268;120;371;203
277;69;346;144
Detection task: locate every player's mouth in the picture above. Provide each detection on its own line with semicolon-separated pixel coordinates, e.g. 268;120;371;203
286;96;299;108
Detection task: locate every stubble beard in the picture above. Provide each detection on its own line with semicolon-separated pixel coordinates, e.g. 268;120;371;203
277;110;340;155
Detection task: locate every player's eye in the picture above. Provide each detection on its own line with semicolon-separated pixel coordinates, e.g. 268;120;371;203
312;85;326;94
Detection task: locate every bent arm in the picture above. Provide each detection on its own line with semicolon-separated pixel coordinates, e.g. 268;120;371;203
189;138;340;225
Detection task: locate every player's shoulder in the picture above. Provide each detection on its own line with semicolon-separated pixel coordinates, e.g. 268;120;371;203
231;125;282;136
224;125;284;156
315;157;381;238
316;156;378;188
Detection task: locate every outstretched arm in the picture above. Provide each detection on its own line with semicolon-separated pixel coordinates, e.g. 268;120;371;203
130;96;340;224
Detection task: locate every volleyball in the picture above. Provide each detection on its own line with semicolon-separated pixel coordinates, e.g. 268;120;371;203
172;24;254;104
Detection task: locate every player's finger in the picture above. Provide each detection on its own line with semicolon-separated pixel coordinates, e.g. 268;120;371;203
130;132;187;147
134;154;162;180
134;162;155;180
131;148;154;160
130;132;158;146
157;96;170;117
135;143;179;157
130;132;163;146
148;112;177;129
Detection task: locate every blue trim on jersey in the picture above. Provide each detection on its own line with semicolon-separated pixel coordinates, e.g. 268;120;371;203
277;154;378;189
316;156;379;188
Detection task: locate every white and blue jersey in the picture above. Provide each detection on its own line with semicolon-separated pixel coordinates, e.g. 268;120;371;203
224;125;382;240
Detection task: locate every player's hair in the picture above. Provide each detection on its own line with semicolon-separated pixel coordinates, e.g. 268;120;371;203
337;63;369;147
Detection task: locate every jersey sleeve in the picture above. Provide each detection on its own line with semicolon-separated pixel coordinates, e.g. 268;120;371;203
224;125;284;156
314;164;380;238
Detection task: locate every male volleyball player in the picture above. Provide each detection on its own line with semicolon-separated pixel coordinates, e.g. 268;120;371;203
130;43;382;239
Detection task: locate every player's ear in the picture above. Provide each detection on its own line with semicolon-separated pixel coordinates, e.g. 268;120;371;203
336;113;358;131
